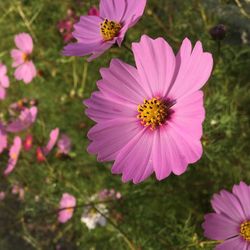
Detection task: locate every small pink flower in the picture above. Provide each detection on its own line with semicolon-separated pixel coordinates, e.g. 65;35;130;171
43;128;60;155
6;107;37;133
23;134;33;151
88;6;99;16
57;134;71;155
58;193;76;223
4;136;22;176
0;63;10;100
84;35;213;183
202;182;250;249
12;184;25;200
0;122;7;154
11;33;37;84
63;0;147;61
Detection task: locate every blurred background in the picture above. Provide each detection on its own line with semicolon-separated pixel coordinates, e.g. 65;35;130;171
0;0;249;249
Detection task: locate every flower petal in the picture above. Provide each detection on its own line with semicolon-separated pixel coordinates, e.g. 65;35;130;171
132;35;176;98
14;33;33;54
202;213;239;240
0;123;7;153
72;16;103;43
168;38;213;99
215;236;247;250
43;128;60;156
14;61;36;84
232;182;250;219
84;91;136;123
11;49;25;67
4;136;22;176
0;86;6;100
112;129;154;184
98;59;147;104
211;190;246;223
88;118;141;162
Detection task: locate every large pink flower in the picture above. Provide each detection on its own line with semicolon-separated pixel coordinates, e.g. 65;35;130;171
4;136;22;176
84;35;213;184
0;63;10;100
6;107;38;133
58;193;76;223
63;0;147;61
11;33;37;84
202;182;250;249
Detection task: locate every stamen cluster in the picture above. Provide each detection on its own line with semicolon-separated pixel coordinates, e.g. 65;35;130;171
100;19;121;41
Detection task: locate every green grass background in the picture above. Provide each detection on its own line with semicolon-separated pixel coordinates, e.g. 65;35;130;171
0;0;250;249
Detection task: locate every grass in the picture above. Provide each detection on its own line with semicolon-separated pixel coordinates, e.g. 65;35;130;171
0;0;250;249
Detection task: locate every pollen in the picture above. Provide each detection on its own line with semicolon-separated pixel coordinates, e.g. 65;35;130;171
100;19;121;41
22;53;29;62
240;221;250;241
137;97;171;130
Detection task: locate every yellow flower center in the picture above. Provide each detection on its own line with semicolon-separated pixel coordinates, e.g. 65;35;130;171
137;98;171;130
22;53;29;62
240;221;250;241
100;19;121;41
11;153;17;160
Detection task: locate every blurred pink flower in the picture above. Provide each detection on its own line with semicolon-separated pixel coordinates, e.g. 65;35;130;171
23;134;33;151
98;188;122;201
63;0;147;61
58;193;76;223
4;136;22;176
57;134;71;155
0;63;10;100
0;122;7;154
6;107;38;133
11;33;37;84
43;128;60;155
57;9;79;43
88;6;99;16
84;35;213;183
202;182;250;249
36;128;59;162
0;191;6;201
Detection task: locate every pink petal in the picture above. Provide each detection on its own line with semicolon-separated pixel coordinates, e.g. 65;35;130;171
98;59;147;104
232;182;250;219
202;213;239;240
132;35;176;98
14;61;36;84
112;129;154;184
6;107;38;133
215;236;247;250
88;6;100;16
0;123;7;153
0;75;10;88
72;16;103;43
43;128;60;156
153;125;188;176
14;33;33;54
11;49;25;67
57;134;71;155
58;193;76;224
4;136;22;176
168;38;213;99
88;118;141;162
84;91;136;123
211;190;246;223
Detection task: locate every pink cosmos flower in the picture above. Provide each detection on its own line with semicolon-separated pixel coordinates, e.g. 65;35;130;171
6;107;38;133
88;6;99;16
58;193;76;223
57;134;71;155
43;128;60;155
202;182;250;249
84;35;213;184
11;33;37;84
0;122;7;154
0;63;10;100
63;0;147;61
4;136;22;176
36;128;60;162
